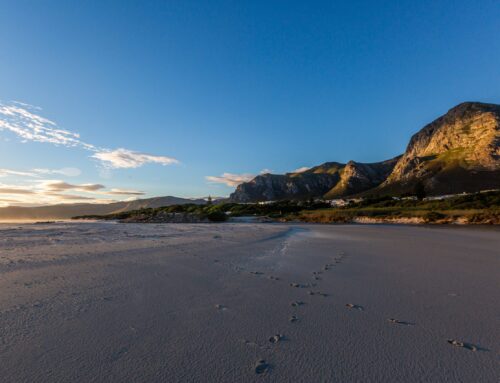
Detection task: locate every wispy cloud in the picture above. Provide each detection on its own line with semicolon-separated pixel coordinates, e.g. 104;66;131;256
206;167;310;187
42;193;97;201
0;102;94;149
105;188;145;196
206;172;256;187
0;101;179;170
0;186;36;195
0;180;144;206
32;167;82;177
0;169;38;178
92;148;178;169
40;181;105;192
0;167;82;178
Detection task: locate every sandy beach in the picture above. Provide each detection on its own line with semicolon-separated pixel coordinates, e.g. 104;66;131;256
0;222;498;382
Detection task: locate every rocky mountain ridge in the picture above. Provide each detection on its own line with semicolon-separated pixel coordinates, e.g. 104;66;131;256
230;102;500;202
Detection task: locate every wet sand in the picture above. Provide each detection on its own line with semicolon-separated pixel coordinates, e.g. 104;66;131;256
0;222;498;382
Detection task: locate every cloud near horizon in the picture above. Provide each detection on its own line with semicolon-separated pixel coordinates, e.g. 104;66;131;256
106;188;145;196
0;101;179;170
0;180;145;207
0;167;82;178
0;187;36;195
205;172;256;187
40;181;106;192
33;167;82;177
206;166;310;187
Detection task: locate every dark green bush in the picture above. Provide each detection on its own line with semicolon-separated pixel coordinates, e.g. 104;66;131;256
206;211;228;222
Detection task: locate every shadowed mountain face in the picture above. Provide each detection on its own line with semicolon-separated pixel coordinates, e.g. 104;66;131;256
230;102;500;202
324;157;400;199
0;196;207;220
230;160;398;202
229;163;344;203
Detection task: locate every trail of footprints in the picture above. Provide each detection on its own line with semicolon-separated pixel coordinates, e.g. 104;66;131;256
216;249;481;376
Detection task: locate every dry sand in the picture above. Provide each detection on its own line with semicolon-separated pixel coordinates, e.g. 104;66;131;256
0;222;498;382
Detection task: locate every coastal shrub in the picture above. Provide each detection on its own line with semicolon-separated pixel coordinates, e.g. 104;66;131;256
424;211;446;222
206;211;228;222
72;190;500;224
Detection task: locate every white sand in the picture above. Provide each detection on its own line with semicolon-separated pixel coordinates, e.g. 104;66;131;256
0;222;498;382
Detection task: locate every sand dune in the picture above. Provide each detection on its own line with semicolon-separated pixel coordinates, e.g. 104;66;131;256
0;222;498;382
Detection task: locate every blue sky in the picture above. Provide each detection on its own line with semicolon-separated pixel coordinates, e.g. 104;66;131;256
0;0;499;205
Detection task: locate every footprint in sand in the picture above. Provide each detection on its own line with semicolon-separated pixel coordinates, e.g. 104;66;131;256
268;334;283;343
290;282;316;288
289;315;299;323
255;359;270;374
345;303;364;311
308;291;328;297
291;301;305;307
388;318;414;326
447;339;478;351
102;296;113;302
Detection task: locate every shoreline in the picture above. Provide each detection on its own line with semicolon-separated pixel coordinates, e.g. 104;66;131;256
2;217;499;226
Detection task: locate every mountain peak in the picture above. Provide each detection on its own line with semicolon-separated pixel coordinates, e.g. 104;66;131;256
376;101;500;195
447;101;500;113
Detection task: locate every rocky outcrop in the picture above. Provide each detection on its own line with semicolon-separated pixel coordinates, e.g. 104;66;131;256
324;157;399;198
376;102;500;195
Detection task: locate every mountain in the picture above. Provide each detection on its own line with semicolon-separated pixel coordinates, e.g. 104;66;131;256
374;102;500;195
0;196;207;221
230;159;398;202
230;102;500;202
229;163;344;202
323;157;400;199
